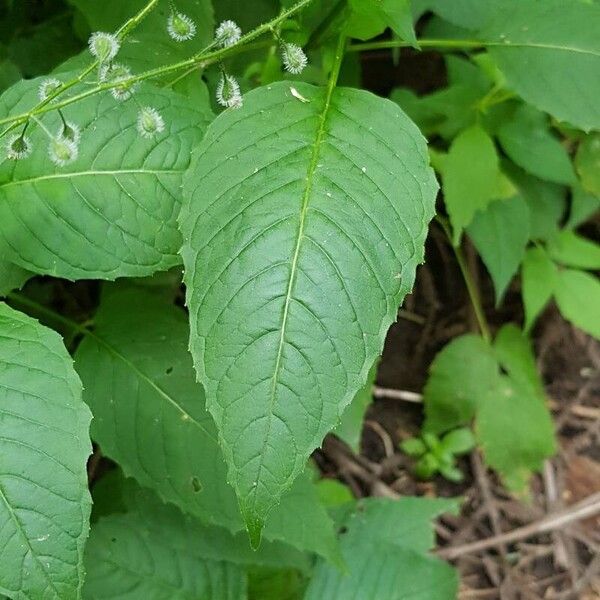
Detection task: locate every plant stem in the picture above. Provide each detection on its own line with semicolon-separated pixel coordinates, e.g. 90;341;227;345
348;38;485;52
437;216;491;343
0;0;313;131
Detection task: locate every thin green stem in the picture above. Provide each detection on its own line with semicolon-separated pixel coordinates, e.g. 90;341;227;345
0;0;313;132
437;216;491;343
348;38;485;52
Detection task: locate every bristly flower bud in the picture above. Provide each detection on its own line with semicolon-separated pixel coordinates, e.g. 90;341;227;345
167;11;197;41
38;78;62;102
100;63;137;101
88;32;120;63
6;133;32;160
136;107;165;139
216;73;243;109
59;121;81;145
49;137;79;166
215;20;241;47
281;42;308;75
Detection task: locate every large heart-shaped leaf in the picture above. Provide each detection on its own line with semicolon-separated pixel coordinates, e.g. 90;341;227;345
0;75;212;280
180;81;437;540
0;302;91;599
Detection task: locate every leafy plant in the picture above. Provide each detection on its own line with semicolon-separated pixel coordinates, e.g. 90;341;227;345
0;0;598;597
401;428;476;482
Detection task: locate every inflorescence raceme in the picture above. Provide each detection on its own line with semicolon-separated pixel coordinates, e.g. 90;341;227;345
4;7;309;164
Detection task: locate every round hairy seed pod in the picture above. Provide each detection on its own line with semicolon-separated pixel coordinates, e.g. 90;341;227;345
136;106;166;138
215;20;241;47
281;42;308;75
167;11;197;41
6;134;32;160
88;31;120;63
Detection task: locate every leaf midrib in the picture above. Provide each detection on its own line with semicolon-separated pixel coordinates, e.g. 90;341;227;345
484;41;600;58
249;84;339;515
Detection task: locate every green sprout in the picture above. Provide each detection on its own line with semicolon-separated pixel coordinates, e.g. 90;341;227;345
401;428;476;482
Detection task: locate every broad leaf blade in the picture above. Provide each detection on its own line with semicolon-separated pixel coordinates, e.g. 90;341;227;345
521;247;557;331
575;133;600;196
84;514;247;600
547;230;600;270
497;104;575;185
74;286;340;562
180;81;437;540
424;334;499;434
467;195;530;303
442;125;501;244
478;325;556;492
0;261;31;297
0;76;211;280
480;0;600;131
555;269;600;340
304;498;458;600
0;302;91;599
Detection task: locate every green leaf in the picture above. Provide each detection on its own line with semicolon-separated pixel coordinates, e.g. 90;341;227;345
503;162;566;240
423;325;556;490
400;437;427;457
467;195;530;303
347;0;417;46
316;479;353;508
74;286;340;562
575;133;600;196
424;334;499;434
480;0;600;131
478;325;556;491
442;125;502;243
567;183;600;229
180;81;437;541
304;498;458;600
0;302;91;599
0;260;30;297
425;0;497;29
441;428;476;455
122;483;310;570
548;230;600;270
497;104;576;185
248;566;306;600
0;75;211;280
555;269;600;339
84;513;247;599
521;247;557;331
335;360;377;451
392;56;490;140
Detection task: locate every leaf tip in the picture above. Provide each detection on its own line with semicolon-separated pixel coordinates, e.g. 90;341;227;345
245;514;264;550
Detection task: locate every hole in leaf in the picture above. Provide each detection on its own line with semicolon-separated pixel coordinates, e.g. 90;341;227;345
191;476;202;493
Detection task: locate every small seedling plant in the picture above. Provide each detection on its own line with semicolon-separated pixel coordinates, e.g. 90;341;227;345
0;0;598;598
